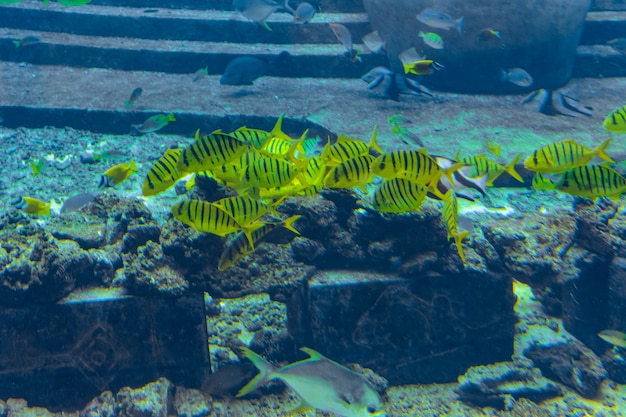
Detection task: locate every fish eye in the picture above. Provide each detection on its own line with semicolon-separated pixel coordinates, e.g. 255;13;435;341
367;405;378;414
379;162;385;169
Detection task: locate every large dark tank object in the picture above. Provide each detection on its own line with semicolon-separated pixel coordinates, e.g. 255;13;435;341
363;0;592;94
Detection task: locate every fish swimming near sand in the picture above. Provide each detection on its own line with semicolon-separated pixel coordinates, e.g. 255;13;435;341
598;329;626;348
556;164;626;200
237;347;386;417
220;51;289;86
500;67;533;88
124;87;142;110
61;192;98;213
11;196;51;216
329;23;361;61
294;2;316;23
523;139;614;174
416;8;463;33
604;104;626;132
132;113;176;134
361;67;433;101
98;160;138;188
12;35;40;48
233;0;295;30
362;31;385;54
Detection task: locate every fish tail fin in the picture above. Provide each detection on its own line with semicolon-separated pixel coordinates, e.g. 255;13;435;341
500;68;508;83
402;62;412;75
12;40;20;48
130;159;139;172
504;154;524;183
456;17;464;34
443;162;466;186
453;231;470;263
593;138;615;164
286;129;308;162
369;125;383;154
282;0;296;15
168;113;176;122
237;347;277;397
282;215;301;235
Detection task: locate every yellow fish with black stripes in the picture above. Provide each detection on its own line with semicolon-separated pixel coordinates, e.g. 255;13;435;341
242;155;307;189
373;178;428;213
441;190;470;263
524;139;614;174
603;105;626;133
556;164;626;200
218;215;301;270
371;149;463;193
459;154;523;186
212;195;274;227
171;199;263;246
322;126;383;165
142;148;183;197
324;155;375;191
177;132;249;173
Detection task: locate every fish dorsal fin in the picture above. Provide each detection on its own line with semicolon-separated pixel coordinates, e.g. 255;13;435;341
299;347;326;360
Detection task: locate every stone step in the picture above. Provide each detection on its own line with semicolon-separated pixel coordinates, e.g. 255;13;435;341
2;26;623;79
573;44;626;78
2;2;624;46
581;11;626;44
84;0;366;13
0;28;387;78
0;2;372;44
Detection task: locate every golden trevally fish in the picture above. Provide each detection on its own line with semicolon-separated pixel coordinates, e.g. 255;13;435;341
237;347;385;417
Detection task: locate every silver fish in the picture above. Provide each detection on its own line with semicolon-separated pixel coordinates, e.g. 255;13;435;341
238;347;386;417
398;47;425;66
233;0;294;30
362;31;385;54
294;2;316;24
61;192;99;214
416;8;463;34
500;67;533;88
329;23;353;53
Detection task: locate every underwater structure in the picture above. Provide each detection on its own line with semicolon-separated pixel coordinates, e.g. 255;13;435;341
0;0;626;416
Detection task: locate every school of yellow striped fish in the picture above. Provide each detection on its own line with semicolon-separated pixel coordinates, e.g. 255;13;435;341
11;104;626;269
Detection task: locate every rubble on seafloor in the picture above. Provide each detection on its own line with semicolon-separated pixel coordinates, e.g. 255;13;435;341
0;180;626;415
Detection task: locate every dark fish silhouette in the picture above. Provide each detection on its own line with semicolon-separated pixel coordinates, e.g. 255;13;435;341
220;51;289;86
362;66;432;101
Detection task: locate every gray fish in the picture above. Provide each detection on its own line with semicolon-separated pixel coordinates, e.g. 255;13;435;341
398;47;425;66
13;35;40;48
238;347;385;417
294;2;316;24
233;0;295;30
500;67;533;88
124;87;142;110
61;192;98;213
329;23;353;53
416;8;463;34
220;50;289;86
362;31;385;54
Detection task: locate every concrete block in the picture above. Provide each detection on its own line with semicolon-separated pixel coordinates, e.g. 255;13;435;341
286;270;515;385
0;288;209;411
